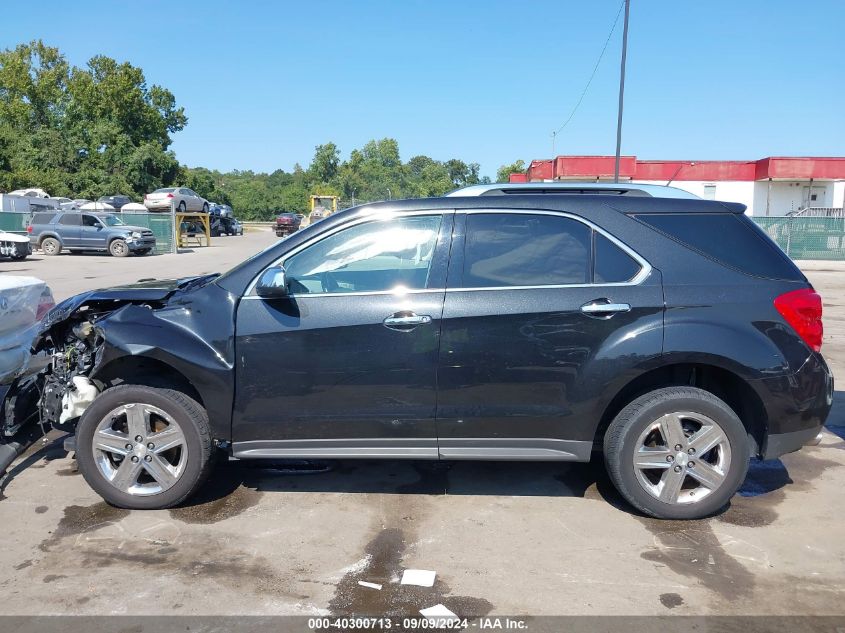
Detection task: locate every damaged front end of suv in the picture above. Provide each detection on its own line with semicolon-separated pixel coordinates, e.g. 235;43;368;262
0;276;237;478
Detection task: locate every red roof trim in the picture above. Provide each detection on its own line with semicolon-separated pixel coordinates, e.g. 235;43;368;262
524;156;845;182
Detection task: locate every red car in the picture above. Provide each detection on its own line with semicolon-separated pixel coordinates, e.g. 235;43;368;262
274;213;301;237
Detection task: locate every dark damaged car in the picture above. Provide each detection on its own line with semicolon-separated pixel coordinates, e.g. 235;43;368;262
0;184;833;519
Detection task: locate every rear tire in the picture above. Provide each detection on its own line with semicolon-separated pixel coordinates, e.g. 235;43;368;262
40;237;61;256
76;385;214;510
604;387;749;520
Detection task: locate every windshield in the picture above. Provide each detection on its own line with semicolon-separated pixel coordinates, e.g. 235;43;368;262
100;215;125;226
153;188;175;193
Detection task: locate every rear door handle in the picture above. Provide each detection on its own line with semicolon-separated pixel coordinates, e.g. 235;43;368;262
580;300;631;317
383;312;432;330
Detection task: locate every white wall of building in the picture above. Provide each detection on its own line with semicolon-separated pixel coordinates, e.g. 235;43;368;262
638;179;844;216
637;180;756;214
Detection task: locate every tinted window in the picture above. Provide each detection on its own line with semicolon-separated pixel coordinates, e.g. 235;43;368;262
58;214;81;226
462;213;590;287
636;213;803;280
283;215;442;294
594;233;642;283
31;213;57;224
82;215;100;227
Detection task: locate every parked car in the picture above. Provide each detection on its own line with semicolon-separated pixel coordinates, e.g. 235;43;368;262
9;188;49;198
0;276;54;384
98;195;133;211
63;199;91;210
275;212;301;237
211;215;243;237
0;183;831;518
27;211;156;257
0;231;31;260
144;187;209;213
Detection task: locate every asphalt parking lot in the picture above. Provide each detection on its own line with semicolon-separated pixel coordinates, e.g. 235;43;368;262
0;231;844;617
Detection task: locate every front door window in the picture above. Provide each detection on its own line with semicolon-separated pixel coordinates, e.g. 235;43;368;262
283;215;442;294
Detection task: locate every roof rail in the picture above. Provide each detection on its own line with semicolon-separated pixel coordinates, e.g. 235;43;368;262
446;182;701;200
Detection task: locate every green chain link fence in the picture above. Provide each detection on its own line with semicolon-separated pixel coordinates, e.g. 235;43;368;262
0;211;175;255
752;217;845;261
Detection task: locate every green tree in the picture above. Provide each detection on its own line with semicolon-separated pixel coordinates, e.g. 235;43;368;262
496;159;526;183
309;142;340;183
0;40;187;199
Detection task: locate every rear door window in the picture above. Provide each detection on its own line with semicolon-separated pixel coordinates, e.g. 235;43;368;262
635;213;803;280
462;213;591;287
58;214;81;226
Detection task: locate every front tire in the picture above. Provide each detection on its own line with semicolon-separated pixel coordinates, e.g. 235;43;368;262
604;387;749;520
109;239;129;257
76;385;214;509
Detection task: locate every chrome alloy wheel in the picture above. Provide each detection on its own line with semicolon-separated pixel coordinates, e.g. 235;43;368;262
92;403;188;496
632;411;732;505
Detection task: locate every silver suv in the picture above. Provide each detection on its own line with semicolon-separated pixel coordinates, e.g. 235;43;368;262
27;211;156;257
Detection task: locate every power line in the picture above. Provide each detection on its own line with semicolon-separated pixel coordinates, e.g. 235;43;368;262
551;0;626;150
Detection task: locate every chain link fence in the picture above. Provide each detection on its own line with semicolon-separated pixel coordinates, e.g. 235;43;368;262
752;217;845;261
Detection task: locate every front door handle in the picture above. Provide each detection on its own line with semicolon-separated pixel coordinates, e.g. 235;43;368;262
580;300;631;317
383;312;432;331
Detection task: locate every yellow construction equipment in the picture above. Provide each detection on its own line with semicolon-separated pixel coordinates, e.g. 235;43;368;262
302;195;338;227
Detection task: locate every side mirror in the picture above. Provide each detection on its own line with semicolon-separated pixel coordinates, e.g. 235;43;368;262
255;265;289;298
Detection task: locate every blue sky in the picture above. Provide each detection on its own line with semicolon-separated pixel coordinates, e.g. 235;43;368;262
3;0;843;178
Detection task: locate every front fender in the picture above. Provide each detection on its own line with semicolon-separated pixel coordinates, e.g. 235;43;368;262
89;285;237;439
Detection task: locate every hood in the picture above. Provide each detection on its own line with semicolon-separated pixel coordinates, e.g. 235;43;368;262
39;275;219;332
117;225;150;233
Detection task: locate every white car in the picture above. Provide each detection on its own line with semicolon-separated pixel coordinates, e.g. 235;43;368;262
144;187;209;213
0;231;31;261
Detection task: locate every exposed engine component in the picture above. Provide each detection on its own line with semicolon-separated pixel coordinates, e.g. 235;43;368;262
59;376;99;424
39;317;101;427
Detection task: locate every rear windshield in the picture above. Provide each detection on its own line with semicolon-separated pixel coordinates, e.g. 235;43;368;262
635;213;804;281
153;188;175;193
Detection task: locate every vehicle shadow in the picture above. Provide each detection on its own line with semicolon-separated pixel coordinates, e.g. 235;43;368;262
180;452;798;518
824;389;845;441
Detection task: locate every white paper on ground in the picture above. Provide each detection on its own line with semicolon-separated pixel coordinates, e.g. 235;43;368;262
400;569;436;587
357;581;382;590
419;604;459;622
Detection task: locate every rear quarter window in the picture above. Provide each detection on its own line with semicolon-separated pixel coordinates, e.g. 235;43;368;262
635;213;804;281
30;213;57;224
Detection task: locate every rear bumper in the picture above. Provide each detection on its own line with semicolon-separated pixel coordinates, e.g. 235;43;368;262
762;425;824;460
757;352;833;459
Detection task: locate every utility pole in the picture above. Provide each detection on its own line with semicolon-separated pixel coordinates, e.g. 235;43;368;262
613;0;631;183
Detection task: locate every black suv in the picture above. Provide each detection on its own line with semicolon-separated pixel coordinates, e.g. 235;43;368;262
0;184;831;519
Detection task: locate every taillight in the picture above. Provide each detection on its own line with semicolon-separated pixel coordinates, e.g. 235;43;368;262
774;288;823;352
36;288;55;321
167;193;174;198
26;225;33;233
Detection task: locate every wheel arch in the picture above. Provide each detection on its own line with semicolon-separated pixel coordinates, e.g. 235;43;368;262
594;362;768;458
93;356;205;411
38;232;62;246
